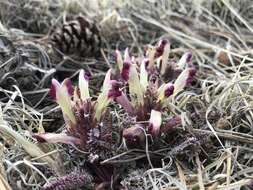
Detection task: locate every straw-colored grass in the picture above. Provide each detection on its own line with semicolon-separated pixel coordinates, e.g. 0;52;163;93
0;0;253;189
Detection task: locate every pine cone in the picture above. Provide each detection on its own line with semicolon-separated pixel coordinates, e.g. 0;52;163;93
50;15;101;55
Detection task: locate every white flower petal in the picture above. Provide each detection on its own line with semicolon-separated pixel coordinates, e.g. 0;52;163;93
148;110;162;137
128;64;144;106
115;49;123;72
173;68;190;95
140;59;148;91
79;69;90;101
56;79;76;124
177;52;192;69
160;43;170;75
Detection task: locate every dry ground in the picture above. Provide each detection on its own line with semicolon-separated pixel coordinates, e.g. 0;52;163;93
0;0;253;189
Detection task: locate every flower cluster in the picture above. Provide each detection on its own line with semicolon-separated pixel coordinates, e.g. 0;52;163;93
33;69;122;151
113;39;196;146
34;39;196;150
33;39;197;189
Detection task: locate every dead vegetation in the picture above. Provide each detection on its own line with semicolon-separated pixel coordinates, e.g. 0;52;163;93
0;0;253;189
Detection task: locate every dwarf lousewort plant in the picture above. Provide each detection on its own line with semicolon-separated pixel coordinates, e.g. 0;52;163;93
33;69;121;150
32;39;197;189
113;39;196;146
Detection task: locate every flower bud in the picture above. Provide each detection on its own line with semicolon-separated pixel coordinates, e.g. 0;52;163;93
173;67;196;95
140;58;149;91
121;54;144;106
95;70;122;121
177;52;193;69
123;125;145;146
148;110;162;137
50;78;76;124
157;83;174;102
79;69;90;101
115;49;123;72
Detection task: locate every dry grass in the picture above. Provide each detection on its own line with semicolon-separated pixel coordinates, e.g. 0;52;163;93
0;0;253;189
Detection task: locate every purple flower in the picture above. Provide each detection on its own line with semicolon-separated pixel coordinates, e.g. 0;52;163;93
177;52;193;69
173;67;196;95
119;51;144;106
108;80;122;98
34;69;117;149
114;49;123;72
95;70;123;121
157;83;174;104
164;84;174;97
155;39;169;58
79;69;90;101
50;78;76;124
121;61;131;81
186;52;193;63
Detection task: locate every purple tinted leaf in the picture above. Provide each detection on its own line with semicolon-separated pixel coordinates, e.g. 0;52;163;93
115;93;134;114
33;134;47;143
33;133;81;145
